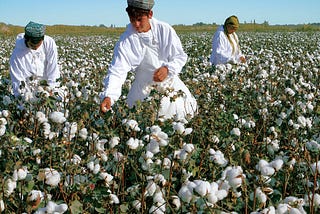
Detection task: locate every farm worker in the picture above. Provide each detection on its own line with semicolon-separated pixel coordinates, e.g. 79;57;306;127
100;0;197;120
210;15;246;66
9;21;60;98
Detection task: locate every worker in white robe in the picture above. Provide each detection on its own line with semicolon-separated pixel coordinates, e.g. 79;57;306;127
9;21;60;98
100;0;197;120
210;15;246;66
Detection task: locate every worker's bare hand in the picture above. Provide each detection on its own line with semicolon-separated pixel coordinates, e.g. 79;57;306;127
153;66;168;82
100;97;112;113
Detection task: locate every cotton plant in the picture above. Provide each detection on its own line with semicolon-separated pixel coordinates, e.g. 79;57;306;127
37;168;61;187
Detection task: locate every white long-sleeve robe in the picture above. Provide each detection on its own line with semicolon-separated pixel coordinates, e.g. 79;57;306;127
100;17;188;105
210;25;244;66
9;33;60;97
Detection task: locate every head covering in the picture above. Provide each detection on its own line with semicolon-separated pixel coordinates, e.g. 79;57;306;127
127;0;154;10
25;21;46;37
224;16;239;28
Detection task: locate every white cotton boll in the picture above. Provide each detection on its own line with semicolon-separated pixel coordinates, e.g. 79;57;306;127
87;161;94;171
126;137;140;150
54;203;68;213
170;196;181;210
110;194;120;204
0;118;7;126
270;159;284;171
162;158;171;169
179;150;189;160
28;190;44;202
153;190;165;204
230;127;241;136
277;203;289;214
6;179;17;196
184;128;193;135
33;149;41;155
46;201;57;213
255;187;267;204
100;152;108;162
183;143;194;153
178;184;193;203
149;204;165;214
132;200;141;211
173;122;185;134
207;192;218;204
17;166;28;180
0;126;5;136
285;88;295;96
49;111;66;124
0;199;4;212
212;135;220;143
92;163;100;174
194;180;211;197
113;151;124;162
109;136;120;148
2;110;9;118
71;154;81;165
311;161;320;174
256;159;269;171
145;181;157;197
260;166;275;176
100;172;114;184
44;169;61;187
297;116;307;127
78;128;88;140
146;141;160;154
216;189;228;200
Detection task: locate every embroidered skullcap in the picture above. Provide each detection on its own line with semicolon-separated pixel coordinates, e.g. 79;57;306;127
127;0;154;10
25;21;46;37
224;16;239;28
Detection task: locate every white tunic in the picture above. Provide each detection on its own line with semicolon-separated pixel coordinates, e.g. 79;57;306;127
210;25;244;66
9;33;60;97
101;18;197;119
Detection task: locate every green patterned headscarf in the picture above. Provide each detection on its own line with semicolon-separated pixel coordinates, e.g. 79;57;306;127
25;21;46;38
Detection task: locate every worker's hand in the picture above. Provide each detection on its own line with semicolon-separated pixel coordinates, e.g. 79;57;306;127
153;66;168;82
100;97;112;113
240;56;246;63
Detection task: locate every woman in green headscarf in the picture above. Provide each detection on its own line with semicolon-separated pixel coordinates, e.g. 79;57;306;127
210;15;246;66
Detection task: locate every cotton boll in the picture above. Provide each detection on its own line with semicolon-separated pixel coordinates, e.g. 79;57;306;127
46;201;57;213
162;158;171;169
5;179;17;196
110;194;120;204
178;185;193;203
93;163;100;174
87;161;94;171
109;136;120;148
146;141;160;154
0;199;4;212
49;111;66;124
126;137;140;150
194;180;211;197
182;143;194;153
170;196;181;210
132;200;141;211
260;166;275;176
270;159;284;171
145;181;157;197
55;203;68;213
230;127;241;136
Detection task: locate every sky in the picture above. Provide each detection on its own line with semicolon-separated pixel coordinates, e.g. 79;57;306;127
1;0;319;27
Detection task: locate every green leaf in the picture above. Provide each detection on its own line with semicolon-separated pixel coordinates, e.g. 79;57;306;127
70;199;83;214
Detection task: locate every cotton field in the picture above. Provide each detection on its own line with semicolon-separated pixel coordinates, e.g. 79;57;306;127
0;31;319;213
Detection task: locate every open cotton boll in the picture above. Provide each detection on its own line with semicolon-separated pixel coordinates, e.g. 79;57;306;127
109;136;120;148
144;181;157;197
49;111;66;124
132;200;141;211
54;203;68;213
193;180;211;197
109;194;120;204
270;159;284;171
